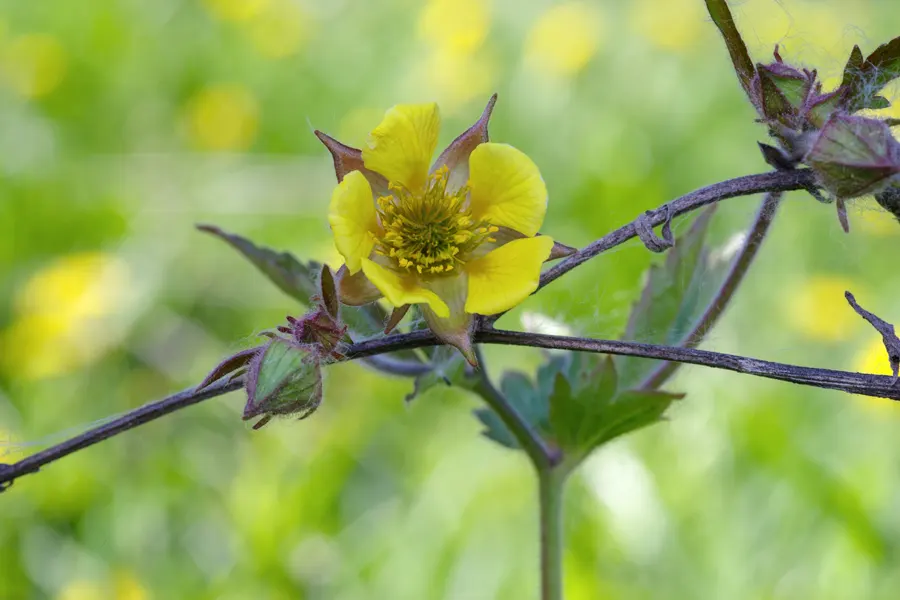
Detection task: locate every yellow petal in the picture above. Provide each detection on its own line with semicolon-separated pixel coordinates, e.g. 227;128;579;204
328;171;378;274
361;258;449;317
362;103;440;191
465;236;554;315
468;142;547;237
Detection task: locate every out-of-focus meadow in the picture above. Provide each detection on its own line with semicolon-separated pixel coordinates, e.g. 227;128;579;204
2;0;900;598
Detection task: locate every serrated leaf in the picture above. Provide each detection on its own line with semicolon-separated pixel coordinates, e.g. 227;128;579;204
198;224;319;303
473;408;519;449
805;114;900;199
501;371;550;430
548;356;681;458
617;208;716;389
586;390;682;450
704;0;756;102
549;357;618;452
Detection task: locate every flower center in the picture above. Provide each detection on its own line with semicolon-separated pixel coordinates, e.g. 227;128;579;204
375;166;497;275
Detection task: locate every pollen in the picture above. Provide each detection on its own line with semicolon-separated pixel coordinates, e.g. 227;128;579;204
375;166;495;275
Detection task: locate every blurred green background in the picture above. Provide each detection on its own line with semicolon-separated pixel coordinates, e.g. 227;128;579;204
2;0;900;598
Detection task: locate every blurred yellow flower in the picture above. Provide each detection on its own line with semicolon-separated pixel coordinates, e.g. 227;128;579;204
734;1;850;60
114;572;150;600
186;84;259;151
853;337;898;412
203;0;269;22
784;276;862;342
525;2;603;78
419;49;495;110
52;572;149;600
2;252;131;380
337;107;391;148
0;428;26;462
856;337;894;376
855;202;899;237
56;581;105;600
244;0;307;59
419;0;490;56
1;33;66;98
629;0;703;52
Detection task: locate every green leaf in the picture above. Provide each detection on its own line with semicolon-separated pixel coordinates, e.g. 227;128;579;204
473;408;518;449
586;390;682;450
840;45;864;92
616;208;716;389
548;357;682;458
862;37;900;98
198;224;386;337
473;356;570;450
704;0;756;102
549;357;618;452
805;114;900;199
198;224;319;303
842;37;900;112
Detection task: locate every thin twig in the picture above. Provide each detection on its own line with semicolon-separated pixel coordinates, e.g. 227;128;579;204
0;377;243;492
483;169;814;327
0;168;839;492
539;170;814;291
3;325;898;492
641;192;783;389
349;329;900;400
362;355;431;376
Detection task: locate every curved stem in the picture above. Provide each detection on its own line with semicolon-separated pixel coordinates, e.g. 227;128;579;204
483;169;814;328
0;377;243;491
5;327;899;491
361;355;431;377
537;170;813;293
641;191;783;389
347;329;900;399
472;346;558;469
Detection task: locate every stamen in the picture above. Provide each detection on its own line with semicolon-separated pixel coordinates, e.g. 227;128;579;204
373;168;497;276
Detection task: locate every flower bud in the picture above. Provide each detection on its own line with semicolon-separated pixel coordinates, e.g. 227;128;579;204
243;338;323;429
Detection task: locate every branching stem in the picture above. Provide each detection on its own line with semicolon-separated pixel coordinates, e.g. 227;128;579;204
472;346;559;469
3;169;861;498
641;191;783;389
3;327;897;491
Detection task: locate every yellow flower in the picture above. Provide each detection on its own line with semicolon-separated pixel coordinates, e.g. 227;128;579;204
317;96;570;363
